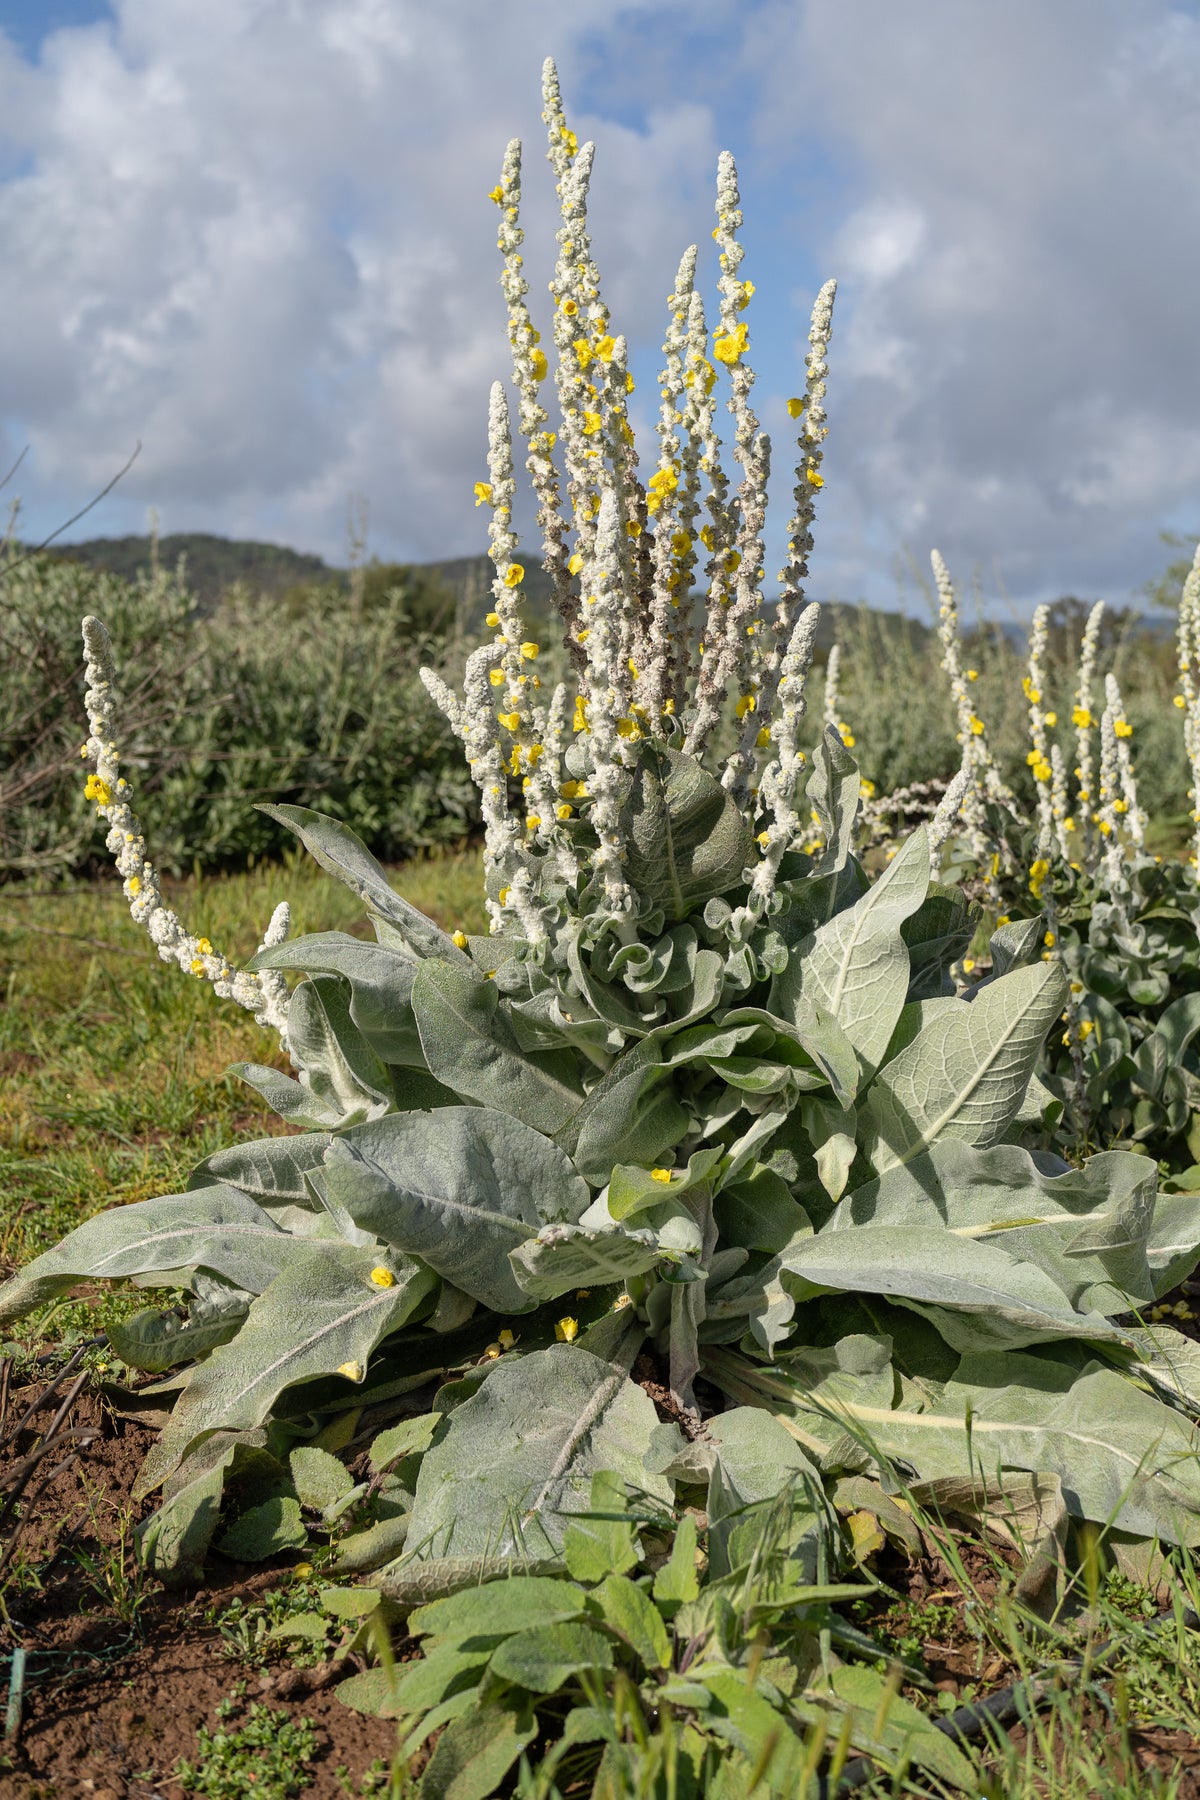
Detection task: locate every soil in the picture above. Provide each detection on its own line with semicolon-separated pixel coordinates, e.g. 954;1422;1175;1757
0;1378;397;1800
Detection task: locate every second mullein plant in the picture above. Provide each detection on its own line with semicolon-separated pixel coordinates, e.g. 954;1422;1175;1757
7;62;1200;1596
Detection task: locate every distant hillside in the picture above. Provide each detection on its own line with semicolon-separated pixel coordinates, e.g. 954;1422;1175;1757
43;532;341;608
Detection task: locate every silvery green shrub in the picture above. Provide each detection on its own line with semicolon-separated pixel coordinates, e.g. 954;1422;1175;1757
7;59;1200;1586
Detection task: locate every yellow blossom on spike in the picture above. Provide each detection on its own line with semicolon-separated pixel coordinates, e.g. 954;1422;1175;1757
756;726;772;748
1114;718;1132;737
474;481;493;506
127;874;141;896
841;730;856;748
756;829;771;846
670;531;690;556
1044;710;1057;726
556;803;573;820
488;185;503;204
582;412;602;436
530;349;548;382
650;1169;672;1183
520;641;539;660
338;1361;364;1382
489;668;505;686
573;696;588;733
996;914;1011;926
699;523;716;551
555;1317;579;1343
561;127;577;156
786;397;805;418
504;564;525;587
1043;932;1056;948
561;780;586;800
969;716;985;736
1072;706;1092;728
735;693;756;719
452;930;469;949
963;958;976;973
483;1343;501;1359
190;958;205;976
966;669;979;681
573;337;593;369
1176;695;1187;709
616;717;640;739
84;773;112;805
525;814;542;830
485;611;501;628
560;296;578;316
526;743;544;766
595;334;615;361
80;743;89;758
860;778;876;798
498;1328;516;1349
713;322;749;364
370;1267;395;1288
498;711;520;731
805;466;824;489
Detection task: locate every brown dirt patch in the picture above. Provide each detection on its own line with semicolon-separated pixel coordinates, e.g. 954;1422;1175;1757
0;1377;396;1799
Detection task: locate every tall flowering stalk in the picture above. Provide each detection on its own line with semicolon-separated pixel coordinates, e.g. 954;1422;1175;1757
1022;604;1067;858
1178;546;1200;878
931;550;1016;900
80;616;291;1045
1071;601;1105;865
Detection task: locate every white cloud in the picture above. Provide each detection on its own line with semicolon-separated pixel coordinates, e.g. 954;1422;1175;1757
747;0;1200;609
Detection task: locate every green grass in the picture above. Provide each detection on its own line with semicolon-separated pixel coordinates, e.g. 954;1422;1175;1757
0;846;485;1344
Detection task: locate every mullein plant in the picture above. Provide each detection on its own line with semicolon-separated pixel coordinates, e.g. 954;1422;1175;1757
925;551;1200;1170
7;61;1200;1614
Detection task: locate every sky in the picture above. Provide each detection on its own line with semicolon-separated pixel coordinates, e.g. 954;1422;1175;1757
0;0;1198;616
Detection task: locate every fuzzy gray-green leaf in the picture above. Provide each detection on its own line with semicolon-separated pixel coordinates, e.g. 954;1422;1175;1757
413;960;584;1134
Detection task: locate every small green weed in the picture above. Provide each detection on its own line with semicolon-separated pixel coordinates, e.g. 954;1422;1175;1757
174;1700;318;1799
204;1579;329;1668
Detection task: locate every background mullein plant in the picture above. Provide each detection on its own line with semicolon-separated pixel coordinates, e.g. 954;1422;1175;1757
8;60;1200;1601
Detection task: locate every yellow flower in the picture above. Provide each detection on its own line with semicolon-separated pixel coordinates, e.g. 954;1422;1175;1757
338;1361;364;1382
560;780;586;801
555;1317;579;1343
127;875;141;896
84;773;112;805
483;1343;502;1360
756;829;771;847
567;551;583;576
498;886;510;904
616;717;640;739
498;711;520;731
805;466;824;489
963;958;976;973
485;611;501;627
860;778;876;798
756;726;772;748
573;336;594;369
557;803;573;820
190;958;205;976
474;481;493;506
1043;931;1056;948
452;930;469;949
488;184;503;205
1043;710;1057;726
713;322;749;364
529;348;548;382
573;696;588;733
734;693;756;719
595;334;616;362
561;127;577;157
996;914;1011;926
1071;706;1093;728
625;370;635;393
1114;718;1132;738
520;641;539;660
841;730;856;748
370;1267;395;1288
489;668;505;686
1176;695;1187;709
504;564;525;587
582;411;602;436
968;716;985;736
650;1169;673;1183
525;814;542;830
80;743;90;758
560;296;579;316
1032;760;1052;783
1022;678;1040;703
498;1328;517;1349
786;396;805;419
966;669;979;681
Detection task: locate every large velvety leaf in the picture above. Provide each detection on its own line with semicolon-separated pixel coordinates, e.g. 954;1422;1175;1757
618;743;754;920
135;1244;437;1494
1145;1188;1200;1295
404;1345;671;1562
805;727;861;875
0;1186;306;1327
258;804;470;962
249;932;423;1064
773;827;929;1079
781;1225;1131;1351
858;960;1067;1170
510;1222;688;1302
316;1107;589;1313
563;1035;689;1185
829;1140;1158;1313
234;975;392;1130
412;960;584;1135
742;1336;1200;1546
